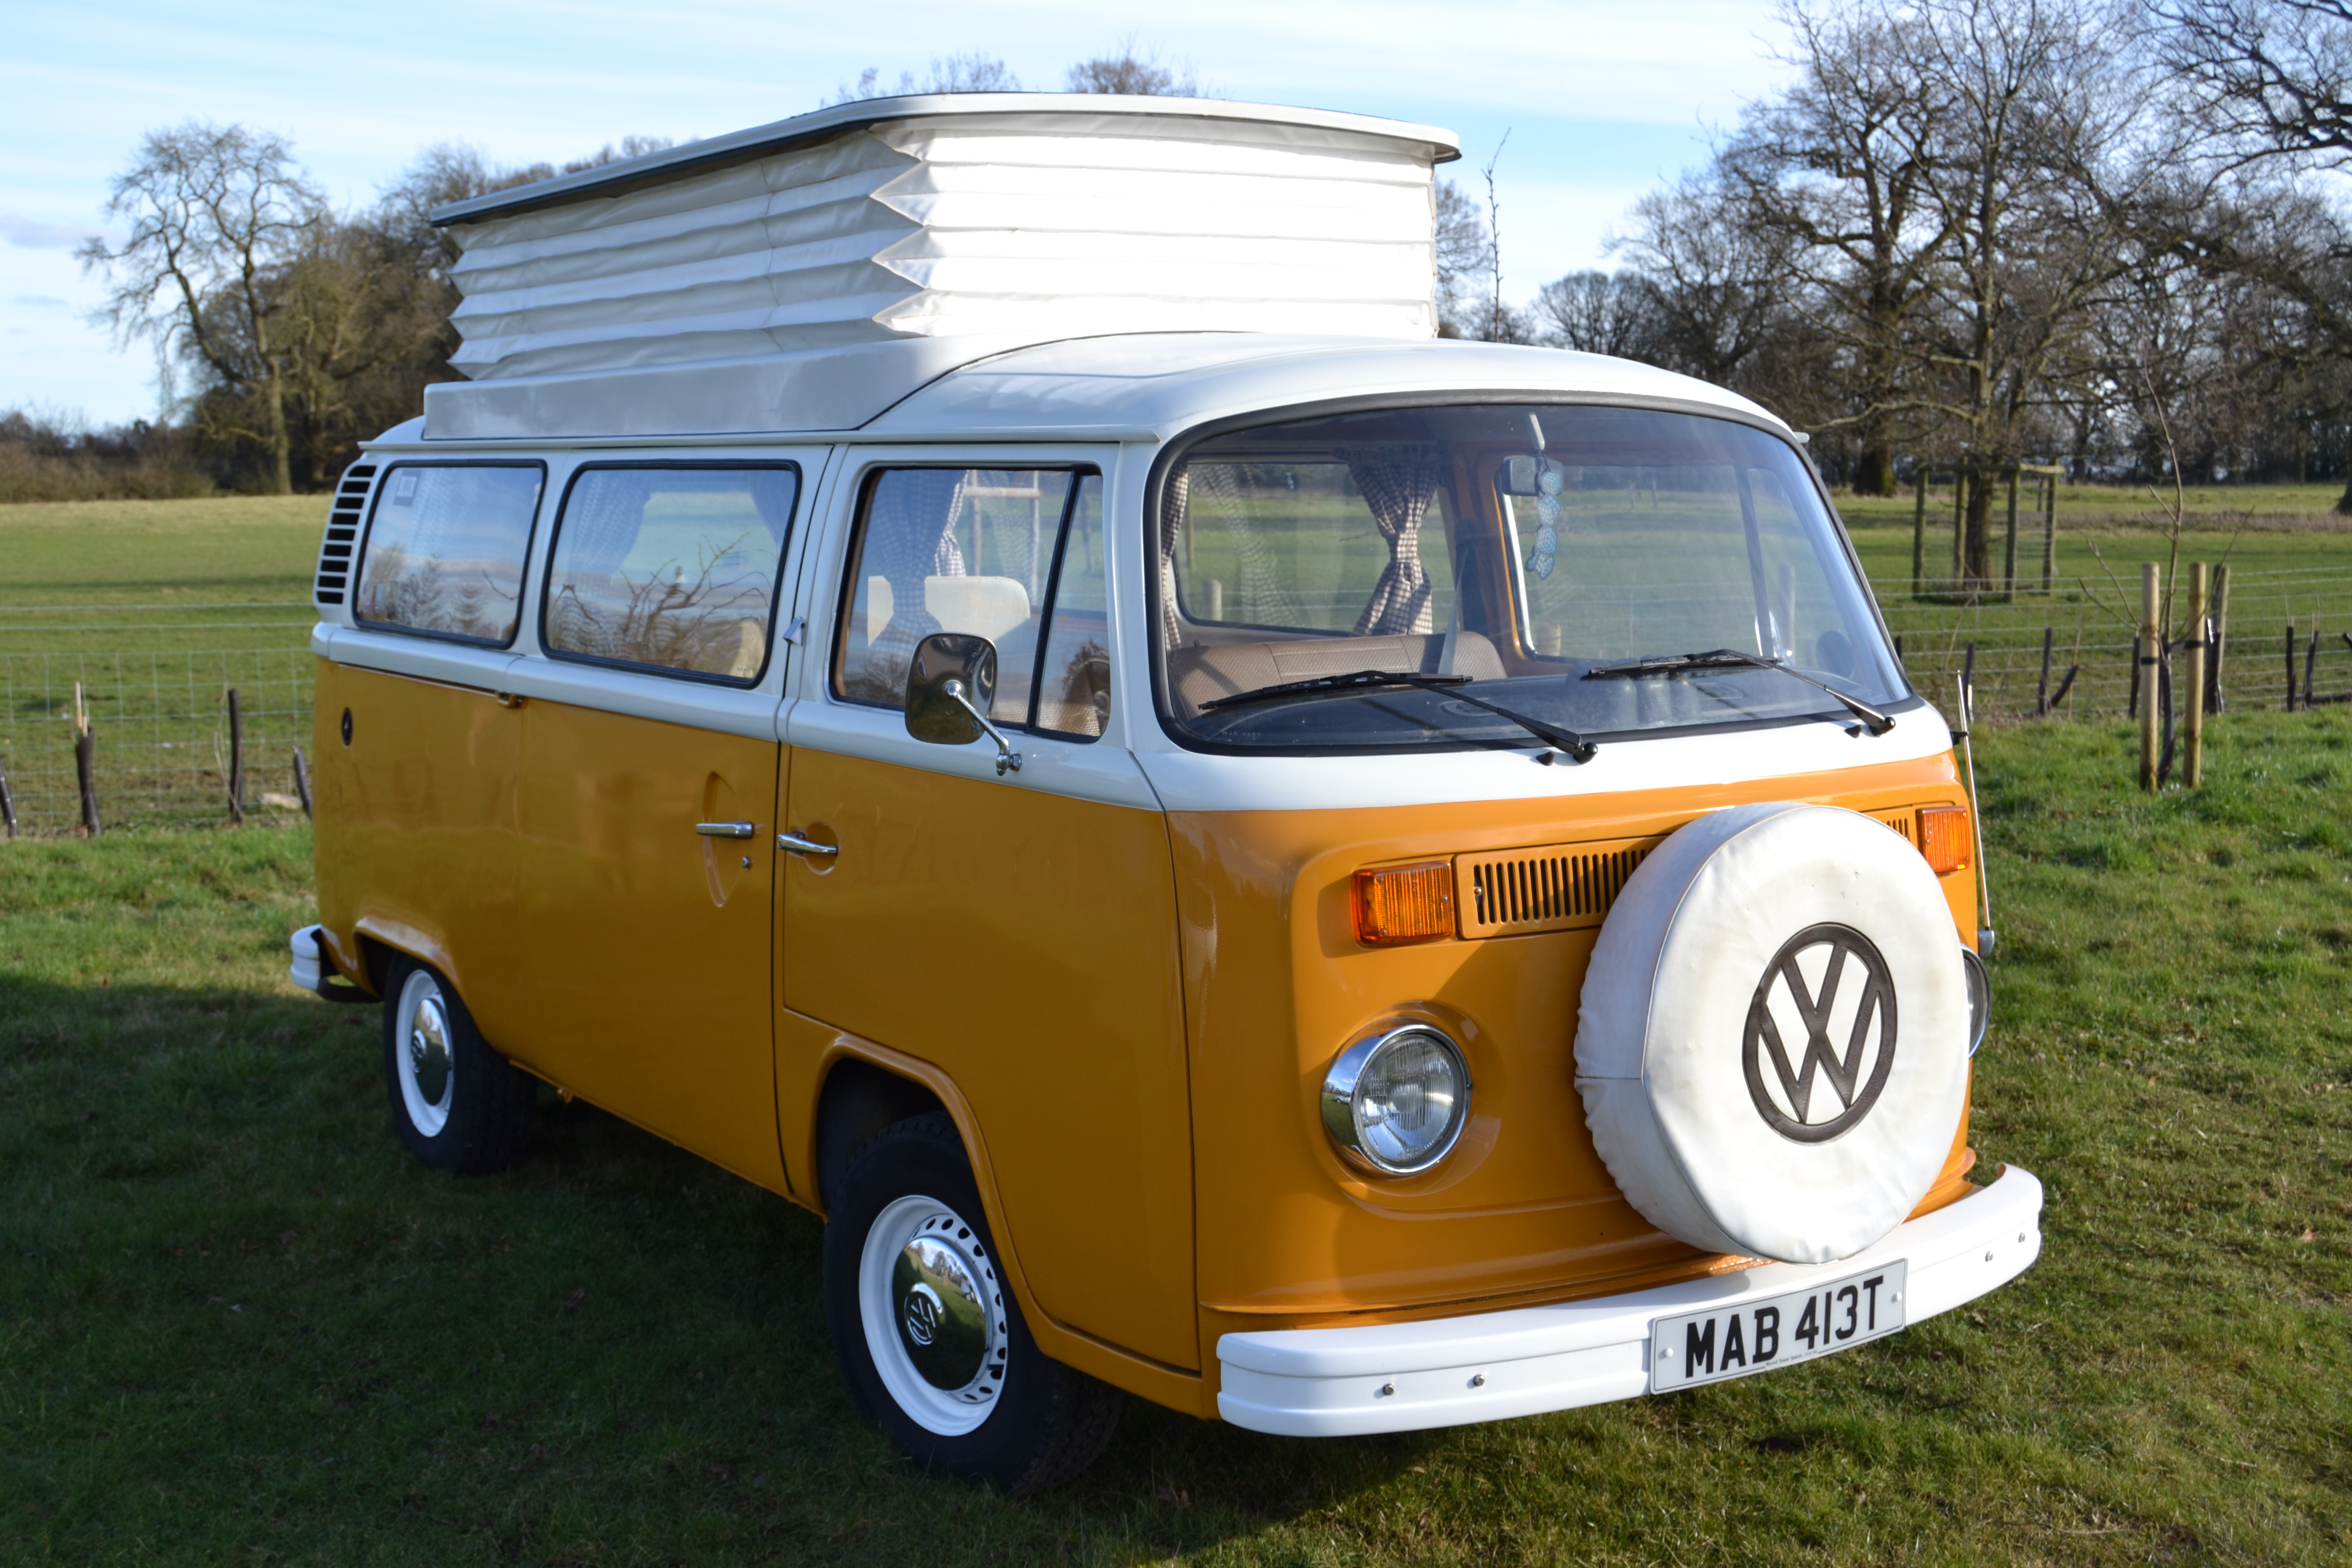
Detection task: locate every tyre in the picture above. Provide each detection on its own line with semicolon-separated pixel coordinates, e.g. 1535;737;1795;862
823;1112;1122;1492
381;955;536;1174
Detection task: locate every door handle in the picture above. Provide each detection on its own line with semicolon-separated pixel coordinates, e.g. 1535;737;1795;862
777;830;838;859
695;821;758;839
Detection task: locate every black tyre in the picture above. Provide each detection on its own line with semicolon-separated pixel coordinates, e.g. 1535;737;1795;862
381;955;535;1174
823;1112;1122;1492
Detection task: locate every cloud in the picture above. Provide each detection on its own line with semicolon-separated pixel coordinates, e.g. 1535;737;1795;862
12;295;71;309
0;214;91;250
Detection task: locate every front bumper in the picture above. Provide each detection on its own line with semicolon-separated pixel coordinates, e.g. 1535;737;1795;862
1216;1164;2043;1437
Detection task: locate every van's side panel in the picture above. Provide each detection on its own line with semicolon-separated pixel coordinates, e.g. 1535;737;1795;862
1171;750;1978;1347
312;660;526;1039
781;748;1198;1372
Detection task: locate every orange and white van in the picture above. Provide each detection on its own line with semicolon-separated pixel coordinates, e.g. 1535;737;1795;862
290;94;2038;1492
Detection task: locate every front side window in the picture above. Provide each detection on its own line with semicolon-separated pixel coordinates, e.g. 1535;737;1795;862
1157;405;1907;751
355;463;543;645
543;465;799;683
835;467;1111;739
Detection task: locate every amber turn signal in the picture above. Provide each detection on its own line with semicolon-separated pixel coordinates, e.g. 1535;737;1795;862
1353;861;1457;945
1917;805;1972;875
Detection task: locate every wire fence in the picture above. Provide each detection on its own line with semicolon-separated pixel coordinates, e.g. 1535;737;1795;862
5;562;2351;835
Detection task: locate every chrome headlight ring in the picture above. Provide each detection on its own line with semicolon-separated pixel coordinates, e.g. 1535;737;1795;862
1321;1023;1474;1177
1961;945;1992;1057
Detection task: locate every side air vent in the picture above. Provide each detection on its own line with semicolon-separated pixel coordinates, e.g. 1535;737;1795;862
313;462;378;606
1454;836;1660;940
1872;807;1919;845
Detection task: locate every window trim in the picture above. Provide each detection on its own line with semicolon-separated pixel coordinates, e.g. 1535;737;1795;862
536;458;804;690
1142;393;1919;758
829;462;1103;737
352;459;548;650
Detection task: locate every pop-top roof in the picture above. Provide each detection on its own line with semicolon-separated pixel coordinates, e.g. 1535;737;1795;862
419;95;1462;438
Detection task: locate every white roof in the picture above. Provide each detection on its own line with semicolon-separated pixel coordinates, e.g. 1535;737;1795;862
402;333;1779;447
426;94;1461;409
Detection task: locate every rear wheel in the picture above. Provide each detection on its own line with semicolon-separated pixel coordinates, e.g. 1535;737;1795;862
381;955;535;1174
823;1112;1121;1492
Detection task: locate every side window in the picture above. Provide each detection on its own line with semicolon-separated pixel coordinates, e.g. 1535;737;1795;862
1034;474;1110;738
355;463;543;645
543;465;799;683
834;466;1110;740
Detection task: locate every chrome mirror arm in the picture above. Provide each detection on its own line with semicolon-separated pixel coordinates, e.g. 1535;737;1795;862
942;678;1022;775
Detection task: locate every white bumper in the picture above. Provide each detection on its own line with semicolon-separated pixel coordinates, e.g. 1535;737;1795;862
289;924;327;991
1216;1165;2043;1437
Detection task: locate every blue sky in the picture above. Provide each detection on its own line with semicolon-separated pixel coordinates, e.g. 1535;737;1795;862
1;0;1794;424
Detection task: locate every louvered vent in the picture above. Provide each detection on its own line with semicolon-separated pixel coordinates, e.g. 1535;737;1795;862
1872;808;1918;846
313;463;377;606
1454;836;1661;939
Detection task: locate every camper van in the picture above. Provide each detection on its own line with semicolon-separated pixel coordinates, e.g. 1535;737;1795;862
289;94;2040;1492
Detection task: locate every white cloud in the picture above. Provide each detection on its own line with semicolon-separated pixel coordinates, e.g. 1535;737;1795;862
0;214;90;250
11;294;71;309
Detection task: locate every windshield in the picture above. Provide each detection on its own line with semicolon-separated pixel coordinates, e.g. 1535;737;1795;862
1155;403;1909;751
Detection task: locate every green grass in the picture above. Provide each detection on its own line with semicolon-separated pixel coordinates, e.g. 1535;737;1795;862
5;711;2351;1564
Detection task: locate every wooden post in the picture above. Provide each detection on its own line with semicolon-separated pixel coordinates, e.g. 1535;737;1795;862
2036;626;2054;715
0;760;15;839
2288;622;2299;711
1912;473;1927;597
2184;563;2208;788
74;682;100;837
2140;565;2161;790
2002;468;2020;595
292;746;312;819
1951;470;1966;584
2306;627;2321;709
226;687;246;827
2041;474;2057;594
2208;562;2231;714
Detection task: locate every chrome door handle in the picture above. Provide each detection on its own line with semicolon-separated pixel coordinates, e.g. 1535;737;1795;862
777;830;838;859
695;821;758;839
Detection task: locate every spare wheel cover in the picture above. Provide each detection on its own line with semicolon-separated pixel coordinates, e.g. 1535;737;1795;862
1575;802;1969;1265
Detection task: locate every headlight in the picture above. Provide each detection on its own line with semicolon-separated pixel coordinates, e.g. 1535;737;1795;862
1321;1024;1472;1175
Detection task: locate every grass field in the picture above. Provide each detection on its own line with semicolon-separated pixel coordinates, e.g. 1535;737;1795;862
3;484;2351;1563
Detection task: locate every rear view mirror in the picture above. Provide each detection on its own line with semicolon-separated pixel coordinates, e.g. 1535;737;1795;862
905;631;1022;775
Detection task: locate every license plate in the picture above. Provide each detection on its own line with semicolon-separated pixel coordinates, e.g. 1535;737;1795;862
1649;1259;1907;1393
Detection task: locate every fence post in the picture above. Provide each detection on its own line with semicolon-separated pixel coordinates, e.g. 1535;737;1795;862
2041;474;2057;594
0;760;15;839
2306;627;2321;710
2208;562;2230;714
2140;565;2161;791
74;682;101;837
2002;469;2020;596
2184;563;2208;788
1912;475;1927;597
292;746;312;819
226;687;246;827
2036;626;2054;715
2288;622;2299;711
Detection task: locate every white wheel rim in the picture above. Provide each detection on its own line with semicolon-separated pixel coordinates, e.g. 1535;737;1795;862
395;970;455;1139
859;1193;1008;1436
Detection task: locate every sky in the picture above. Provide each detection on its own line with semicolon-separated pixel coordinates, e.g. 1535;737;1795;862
0;0;1797;425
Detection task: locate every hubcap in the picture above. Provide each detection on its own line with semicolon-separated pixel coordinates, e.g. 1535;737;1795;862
395;971;456;1138
860;1195;1008;1436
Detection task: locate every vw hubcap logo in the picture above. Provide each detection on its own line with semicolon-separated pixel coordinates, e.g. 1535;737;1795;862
902;1284;942;1347
1743;923;1898;1143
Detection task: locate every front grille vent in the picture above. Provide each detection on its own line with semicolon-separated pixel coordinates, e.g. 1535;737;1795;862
1454;836;1660;939
313;463;377;606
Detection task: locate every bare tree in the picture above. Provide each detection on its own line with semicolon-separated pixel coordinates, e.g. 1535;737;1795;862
1433;180;1492;337
79;122;325;494
1613;168;1795;384
2159;0;2352;157
828;54;1021;105
1532;271;1661;357
1066;36;1199;94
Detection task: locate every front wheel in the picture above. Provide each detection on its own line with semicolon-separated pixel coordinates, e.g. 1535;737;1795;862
823;1112;1121;1492
381;955;535;1174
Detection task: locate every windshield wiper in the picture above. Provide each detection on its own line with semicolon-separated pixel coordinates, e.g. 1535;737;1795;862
1583;648;1895;735
1200;668;1598;762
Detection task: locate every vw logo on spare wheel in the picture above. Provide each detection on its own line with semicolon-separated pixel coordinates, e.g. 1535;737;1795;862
1743;923;1897;1142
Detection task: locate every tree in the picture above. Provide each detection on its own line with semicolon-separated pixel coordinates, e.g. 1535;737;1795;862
1613;168;1795;386
2160;0;2352;157
79;122;325;494
1532;271;1661;358
1066;37;1198;94
828;54;1021;105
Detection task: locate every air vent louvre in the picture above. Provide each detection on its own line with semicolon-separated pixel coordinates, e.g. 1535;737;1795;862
1454;836;1661;939
314;462;378;606
1872;808;1918;845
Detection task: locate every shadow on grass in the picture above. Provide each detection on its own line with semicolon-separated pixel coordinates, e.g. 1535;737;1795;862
0;975;1419;1563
